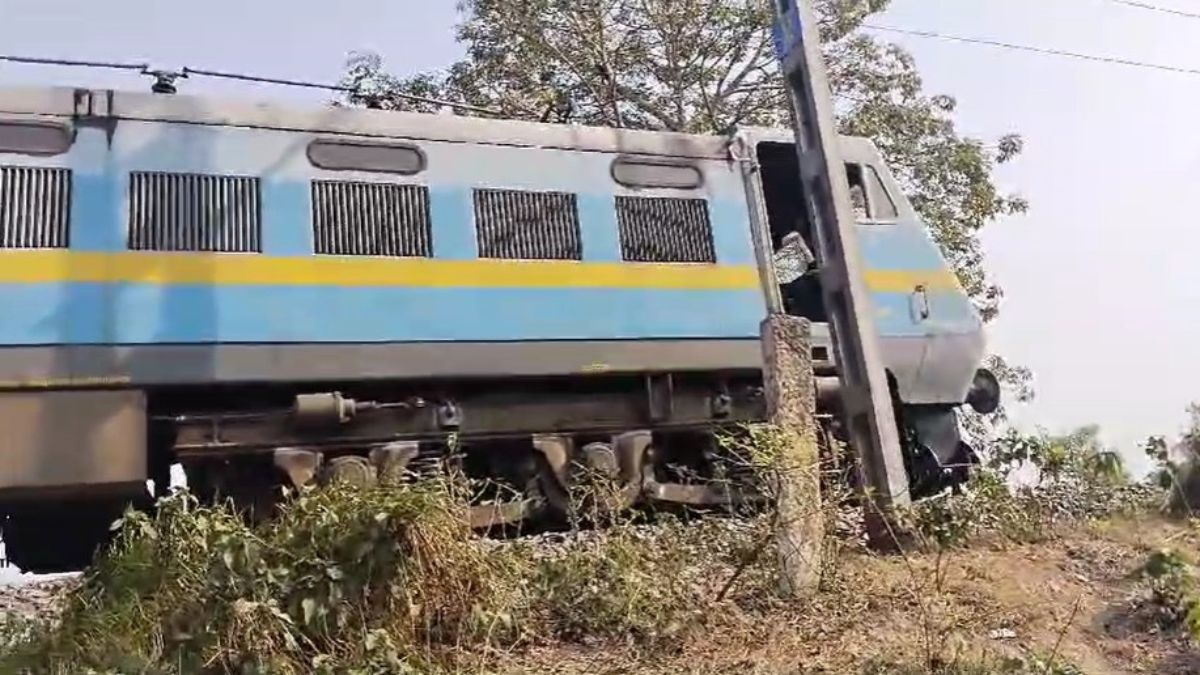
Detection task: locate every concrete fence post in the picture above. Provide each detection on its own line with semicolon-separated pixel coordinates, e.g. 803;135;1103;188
760;314;823;598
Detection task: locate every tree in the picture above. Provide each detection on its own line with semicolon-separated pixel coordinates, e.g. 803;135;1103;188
1144;403;1200;513
960;354;1033;448
340;0;1032;419
344;0;784;132
820;4;1027;323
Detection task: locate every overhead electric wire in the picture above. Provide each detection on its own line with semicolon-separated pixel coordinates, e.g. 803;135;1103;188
1107;0;1200;20
181;67;352;93
0;53;506;116
182;67;506;116
0;54;147;71
862;24;1200;77
13;15;1200;113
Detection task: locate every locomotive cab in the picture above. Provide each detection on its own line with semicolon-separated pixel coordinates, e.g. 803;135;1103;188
742;130;997;498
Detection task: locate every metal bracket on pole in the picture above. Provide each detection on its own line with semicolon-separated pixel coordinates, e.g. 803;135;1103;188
768;0;912;520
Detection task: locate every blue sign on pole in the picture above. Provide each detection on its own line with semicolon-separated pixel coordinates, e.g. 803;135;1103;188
770;21;787;63
771;0;804;63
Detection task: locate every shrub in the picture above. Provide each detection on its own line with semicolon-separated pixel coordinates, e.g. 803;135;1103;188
0;478;772;673
900;427;1163;549
863;652;1085;675
1135;547;1200;640
1;483;524;674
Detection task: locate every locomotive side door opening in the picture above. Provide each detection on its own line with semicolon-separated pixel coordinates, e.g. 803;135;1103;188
756;141;826;323
757;140;900;325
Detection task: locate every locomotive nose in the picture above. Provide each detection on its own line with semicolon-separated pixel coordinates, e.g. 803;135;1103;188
966;368;1001;415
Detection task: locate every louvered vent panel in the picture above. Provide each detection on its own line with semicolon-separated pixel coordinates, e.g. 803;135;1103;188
312;181;432;257
0;166;71;249
616;196;716;263
128;172;261;252
474;188;581;260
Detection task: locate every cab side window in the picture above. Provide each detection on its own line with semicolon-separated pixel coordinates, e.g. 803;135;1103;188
844;163;899;222
864;165;898;220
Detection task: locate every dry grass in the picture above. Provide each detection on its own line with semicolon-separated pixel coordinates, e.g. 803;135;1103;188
0;423;1195;674
492;516;1200;675
5;504;1198;674
0;482;775;674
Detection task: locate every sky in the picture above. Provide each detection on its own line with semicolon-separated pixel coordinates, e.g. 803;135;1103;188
0;0;1194;478
867;0;1200;478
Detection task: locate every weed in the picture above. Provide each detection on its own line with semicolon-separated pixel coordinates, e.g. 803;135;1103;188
1133;547;1200;640
528;521;704;642
0;419;1172;674
1;482;523;674
898;426;1163;550
0;477;774;672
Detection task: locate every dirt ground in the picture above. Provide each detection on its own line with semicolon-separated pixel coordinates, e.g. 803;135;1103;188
1;516;1195;674
495;516;1200;674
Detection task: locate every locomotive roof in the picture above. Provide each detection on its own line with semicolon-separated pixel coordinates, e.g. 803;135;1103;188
0;85;880;163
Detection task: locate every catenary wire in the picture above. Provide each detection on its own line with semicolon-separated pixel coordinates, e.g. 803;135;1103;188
862;23;1200;77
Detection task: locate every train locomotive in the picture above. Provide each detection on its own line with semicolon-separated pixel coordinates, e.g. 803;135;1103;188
0;86;999;572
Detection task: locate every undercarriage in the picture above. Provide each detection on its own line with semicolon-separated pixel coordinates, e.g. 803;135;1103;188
0;368;981;573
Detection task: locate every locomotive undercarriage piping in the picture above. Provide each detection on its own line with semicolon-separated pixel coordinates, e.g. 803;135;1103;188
0;368;984;572
163;369;972;529
0;377;981;573
166;375;777;528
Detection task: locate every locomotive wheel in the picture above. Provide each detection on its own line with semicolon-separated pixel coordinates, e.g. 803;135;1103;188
561;440;642;524
465;442;559;530
320;455;378;489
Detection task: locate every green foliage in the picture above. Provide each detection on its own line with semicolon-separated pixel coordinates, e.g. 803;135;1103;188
528;522;705;641
825;25;1025;324
1141;402;1200;515
1144;435;1174;487
1;484;520;674
902;425;1157;549
898;470;1024;548
0;416;1179;673
1;481;772;673
985;425;1129;486
345;0;782;132
1135;547;1200;641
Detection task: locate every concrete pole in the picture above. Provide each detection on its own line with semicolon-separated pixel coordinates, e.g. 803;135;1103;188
769;0;912;550
760;314;823;597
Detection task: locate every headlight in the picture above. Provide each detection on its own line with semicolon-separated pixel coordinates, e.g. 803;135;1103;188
966;368;1001;415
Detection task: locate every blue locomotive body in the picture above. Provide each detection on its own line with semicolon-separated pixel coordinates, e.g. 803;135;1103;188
0;87;992;572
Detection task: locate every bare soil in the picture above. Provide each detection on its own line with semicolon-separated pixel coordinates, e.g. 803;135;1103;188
495;516;1200;674
3;517;1195;674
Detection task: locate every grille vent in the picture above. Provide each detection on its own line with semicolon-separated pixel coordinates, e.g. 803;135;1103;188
616;196;716;263
128;172;261;252
311;181;432;257
474;188;582;260
0;166;71;249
